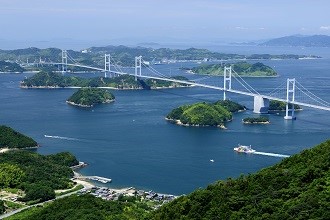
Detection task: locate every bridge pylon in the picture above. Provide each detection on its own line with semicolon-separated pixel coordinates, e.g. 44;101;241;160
135;56;142;81
284;78;296;120
61;50;67;74
223;66;232;100
104;54;111;78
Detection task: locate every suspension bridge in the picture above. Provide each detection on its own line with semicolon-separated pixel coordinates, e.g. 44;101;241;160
28;50;330;120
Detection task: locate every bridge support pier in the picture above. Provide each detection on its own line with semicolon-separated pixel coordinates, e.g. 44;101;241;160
61;50;67;74
223;66;232;100
284;78;296;120
135;56;142;81
253;96;269;114
104;54;111;78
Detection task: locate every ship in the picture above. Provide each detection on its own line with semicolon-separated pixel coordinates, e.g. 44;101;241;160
234;144;256;154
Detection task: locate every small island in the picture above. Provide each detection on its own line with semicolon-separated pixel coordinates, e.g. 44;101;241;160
67;88;115;107
242;116;270;124
166;100;245;128
187;62;277;77
269;100;302;111
0;125;38;151
20;71;191;89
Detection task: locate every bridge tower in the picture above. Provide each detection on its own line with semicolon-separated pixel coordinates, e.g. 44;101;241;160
284;78;296;120
135;56;142;81
61;50;67;74
104;54;111;78
223;66;232;100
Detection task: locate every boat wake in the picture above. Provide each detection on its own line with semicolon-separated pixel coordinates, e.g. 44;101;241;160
44;135;80;141
252;151;290;158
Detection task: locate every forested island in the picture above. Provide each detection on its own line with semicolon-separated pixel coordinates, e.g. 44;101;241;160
67;88;115;107
166;100;246;128
188;62;277;77
0;61;25;73
4;139;330;219
20;72;190;89
269;100;302;111
0;125;38;149
242;116;270;124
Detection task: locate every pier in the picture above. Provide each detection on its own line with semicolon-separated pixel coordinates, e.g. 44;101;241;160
75;176;112;184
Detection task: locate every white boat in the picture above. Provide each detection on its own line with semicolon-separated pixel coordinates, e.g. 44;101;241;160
210;159;214;162
234;145;256;154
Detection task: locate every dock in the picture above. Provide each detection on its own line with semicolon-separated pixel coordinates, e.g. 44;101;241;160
76;175;112;184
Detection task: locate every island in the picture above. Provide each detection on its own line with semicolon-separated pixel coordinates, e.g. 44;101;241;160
0;61;25;73
66;88;115;107
269;100;302;111
0;125;38;151
166;100;245;128
20;72;191;90
242;116;270;124
188;62;277;77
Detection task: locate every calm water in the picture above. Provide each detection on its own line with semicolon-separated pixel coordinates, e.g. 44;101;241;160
0;49;329;195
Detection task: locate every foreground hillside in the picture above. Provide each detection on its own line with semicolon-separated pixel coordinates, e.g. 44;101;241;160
6;139;329;219
152;140;330;219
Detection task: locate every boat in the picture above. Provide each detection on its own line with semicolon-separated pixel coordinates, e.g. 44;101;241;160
210;159;214;162
234;144;256;154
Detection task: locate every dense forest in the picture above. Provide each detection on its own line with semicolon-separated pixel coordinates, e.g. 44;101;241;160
269;100;302;111
67;88;115;107
166;100;245;127
152;139;330;219
20;71;190;89
0;61;25;72
0;125;37;149
243;116;270;124
190;62;277;77
0;151;78;203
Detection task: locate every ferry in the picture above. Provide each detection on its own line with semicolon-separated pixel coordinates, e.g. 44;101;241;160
234;144;256;154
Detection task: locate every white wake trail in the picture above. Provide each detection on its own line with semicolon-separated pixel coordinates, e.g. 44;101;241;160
252;151;290;158
44;135;80;141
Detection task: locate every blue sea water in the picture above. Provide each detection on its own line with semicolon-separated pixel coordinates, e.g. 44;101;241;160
0;47;329;195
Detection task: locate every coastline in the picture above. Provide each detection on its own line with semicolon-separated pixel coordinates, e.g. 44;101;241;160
0;146;39;154
165;117;227;129
66;99;115;108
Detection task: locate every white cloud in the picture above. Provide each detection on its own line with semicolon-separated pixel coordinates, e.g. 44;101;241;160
320;26;330;30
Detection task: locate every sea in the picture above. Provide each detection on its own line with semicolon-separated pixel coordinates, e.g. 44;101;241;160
0;45;329;195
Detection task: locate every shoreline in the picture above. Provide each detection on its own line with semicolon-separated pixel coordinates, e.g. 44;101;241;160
0;146;39;154
165;118;227;129
66;99;115;108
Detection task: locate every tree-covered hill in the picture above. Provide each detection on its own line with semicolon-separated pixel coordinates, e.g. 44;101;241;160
260;34;330;47
67;88;115;107
0;151;78;203
190;62;277;77
0;126;37;149
0;61;25;72
269;100;302;111
166;100;244;127
151;140;330;219
20;71;190;89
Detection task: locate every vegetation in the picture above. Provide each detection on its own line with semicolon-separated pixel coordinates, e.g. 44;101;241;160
243;116;270;124
67;88;115;107
20;71;190;89
190;62;277;77
151;139;330;219
0;61;25;73
269;100;302;111
0;125;38;149
6;194;151;220
0;150;78;203
166;100;244;127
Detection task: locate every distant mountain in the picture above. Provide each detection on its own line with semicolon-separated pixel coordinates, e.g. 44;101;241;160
259;35;330;47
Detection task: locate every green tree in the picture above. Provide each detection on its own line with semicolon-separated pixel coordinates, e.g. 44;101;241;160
0;163;25;188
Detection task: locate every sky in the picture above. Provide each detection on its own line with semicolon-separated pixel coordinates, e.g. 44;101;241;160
1;0;330;49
